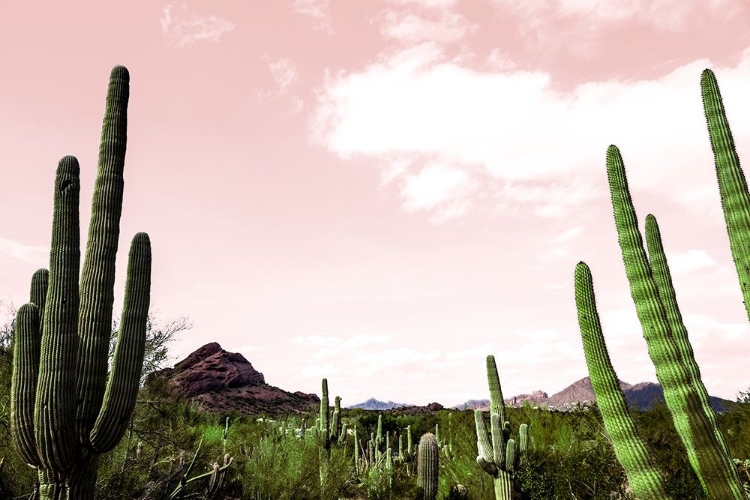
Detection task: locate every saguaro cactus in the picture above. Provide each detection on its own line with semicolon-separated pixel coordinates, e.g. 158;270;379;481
572;69;750;499
9;65;152;500
474;355;528;500
418;433;439;500
604;142;744;499
701;69;750;324
575;262;671;500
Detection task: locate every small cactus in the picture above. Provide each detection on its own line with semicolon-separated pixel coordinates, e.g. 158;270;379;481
418;433;439;500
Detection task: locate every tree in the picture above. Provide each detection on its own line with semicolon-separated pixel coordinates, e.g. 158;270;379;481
110;312;193;384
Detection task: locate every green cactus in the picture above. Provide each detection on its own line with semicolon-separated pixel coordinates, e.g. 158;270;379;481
418;433;439;500
575;261;671;500
10;66;151;500
701;69;750;323
474;355;528;500
605;142;744;499
376;414;383;449
169;438;233;499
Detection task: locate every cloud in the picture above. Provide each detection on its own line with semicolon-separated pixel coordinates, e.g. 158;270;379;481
0;237;47;264
378;10;475;44
311;43;750;219
161;5;235;48
485;48;518;71
400;162;475;212
292;333;393;359
252;56;306;116
492;0;737;32
293;0;335;34
263;56;299;95
553;226;584;242
664;249;718;275
383;0;458;7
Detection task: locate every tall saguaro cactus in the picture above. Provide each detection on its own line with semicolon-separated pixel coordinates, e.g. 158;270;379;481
9;65;152;500
573;69;750;499
575;262;671;500
701;69;750;324
605;143;744;499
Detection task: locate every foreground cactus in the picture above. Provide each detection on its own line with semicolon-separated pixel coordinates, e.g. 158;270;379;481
10;65;152;499
701;69;750;324
604;142;744;498
572;68;747;499
575;262;671;500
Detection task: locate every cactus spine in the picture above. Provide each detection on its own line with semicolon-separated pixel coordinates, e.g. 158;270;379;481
10;66;151;500
418;433;439;500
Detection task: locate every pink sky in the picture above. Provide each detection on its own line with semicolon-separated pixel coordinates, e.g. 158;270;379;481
2;0;750;407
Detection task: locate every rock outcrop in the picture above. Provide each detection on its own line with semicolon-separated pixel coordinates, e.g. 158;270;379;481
146;343;319;416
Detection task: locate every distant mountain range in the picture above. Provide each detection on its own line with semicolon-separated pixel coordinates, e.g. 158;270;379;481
452;377;735;413
348;398;412;410
149;344;737;416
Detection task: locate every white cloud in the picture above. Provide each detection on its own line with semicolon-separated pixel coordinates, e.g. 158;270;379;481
378;10;475;44
160;5;235;48
383;0;458;7
553;226;585;242
292;333;393;359
492;0;737;32
293;0;335;34
485;48;518;71
311;44;750;219
664;249;718;275
252;56;305;117
0;237;47;264
400;162;475;212
263;56;298;95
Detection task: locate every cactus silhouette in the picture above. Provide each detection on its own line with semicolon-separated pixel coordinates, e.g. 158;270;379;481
9;65;151;499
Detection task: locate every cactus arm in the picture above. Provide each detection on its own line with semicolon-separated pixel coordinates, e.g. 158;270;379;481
474;410;494;466
644;215;735;461
90;233;151;452
700;69;750;323
11;303;42;467
607;145;745;498
575;261;670;500
11;269;49;468
30;269;49;329
504;439;515;472
35;155;81;473
75;65;130;444
319;378;329;448
486;355;506;424
518;424;528;454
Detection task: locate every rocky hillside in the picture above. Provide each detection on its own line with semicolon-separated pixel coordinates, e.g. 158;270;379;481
145;342;319;416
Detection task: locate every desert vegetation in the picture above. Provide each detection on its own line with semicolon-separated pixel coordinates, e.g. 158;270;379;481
0;64;749;499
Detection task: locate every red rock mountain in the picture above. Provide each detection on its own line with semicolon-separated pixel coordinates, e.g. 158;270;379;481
146;343;319;416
